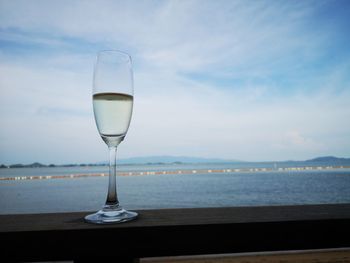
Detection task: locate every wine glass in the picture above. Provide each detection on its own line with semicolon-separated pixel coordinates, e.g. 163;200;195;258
85;50;137;224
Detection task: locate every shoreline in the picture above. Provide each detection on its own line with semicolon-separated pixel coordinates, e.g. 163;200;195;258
0;165;349;181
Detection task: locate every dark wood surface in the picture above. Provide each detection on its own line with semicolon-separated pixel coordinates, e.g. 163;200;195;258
1;204;350;262
142;248;350;263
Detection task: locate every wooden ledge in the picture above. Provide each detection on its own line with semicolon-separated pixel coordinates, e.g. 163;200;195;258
1;204;350;262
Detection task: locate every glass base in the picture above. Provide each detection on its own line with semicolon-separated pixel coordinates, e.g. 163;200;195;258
85;205;138;224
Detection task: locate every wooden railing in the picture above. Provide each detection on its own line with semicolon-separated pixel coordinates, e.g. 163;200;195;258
1;204;350;262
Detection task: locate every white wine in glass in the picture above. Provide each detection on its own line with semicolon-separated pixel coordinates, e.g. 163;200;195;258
85;50;137;224
93;93;133;137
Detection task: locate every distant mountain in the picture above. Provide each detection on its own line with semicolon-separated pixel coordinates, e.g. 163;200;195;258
117;156;242;165
3;156;349;169
306;156;350;163
9;162;47;168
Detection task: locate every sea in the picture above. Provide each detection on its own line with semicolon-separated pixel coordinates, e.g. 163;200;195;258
0;162;350;214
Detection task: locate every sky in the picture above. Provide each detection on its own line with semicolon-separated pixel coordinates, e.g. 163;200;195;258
0;0;350;164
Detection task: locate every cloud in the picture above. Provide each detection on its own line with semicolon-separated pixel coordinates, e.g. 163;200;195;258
1;53;350;163
285;130;319;147
0;0;349;163
126;69;350;161
0;1;326;69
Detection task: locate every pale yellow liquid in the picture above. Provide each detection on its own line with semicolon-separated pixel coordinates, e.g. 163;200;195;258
93;93;133;137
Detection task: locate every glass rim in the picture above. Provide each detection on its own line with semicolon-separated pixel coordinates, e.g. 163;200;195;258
96;49;132;62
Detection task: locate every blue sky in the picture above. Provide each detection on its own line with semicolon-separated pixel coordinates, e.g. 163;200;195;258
0;0;350;164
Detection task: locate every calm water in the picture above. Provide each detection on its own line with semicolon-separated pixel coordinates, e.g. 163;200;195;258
0;164;350;214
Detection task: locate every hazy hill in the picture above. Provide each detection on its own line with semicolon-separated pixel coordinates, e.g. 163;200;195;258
2;155;350;168
117;155;350;165
117;156;242;164
306;156;350;163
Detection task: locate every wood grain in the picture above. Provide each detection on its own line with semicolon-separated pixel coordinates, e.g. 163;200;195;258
142;249;350;263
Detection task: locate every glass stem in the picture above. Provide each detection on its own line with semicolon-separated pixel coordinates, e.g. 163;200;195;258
105;146;119;208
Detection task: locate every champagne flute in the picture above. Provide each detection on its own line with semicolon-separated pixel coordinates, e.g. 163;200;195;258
85;50;137;224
